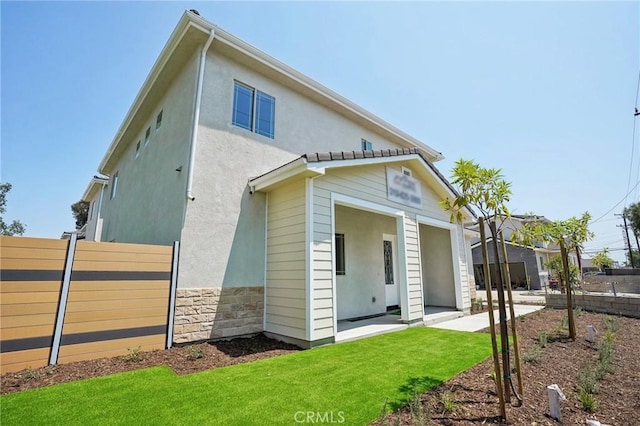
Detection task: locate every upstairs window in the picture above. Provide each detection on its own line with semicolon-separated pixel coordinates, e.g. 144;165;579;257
155;110;163;132
232;81;275;139
144;127;151;146
135;140;141;159
110;172;119;199
361;139;373;151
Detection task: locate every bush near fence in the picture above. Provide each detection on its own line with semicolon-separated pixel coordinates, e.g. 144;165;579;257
0;236;177;374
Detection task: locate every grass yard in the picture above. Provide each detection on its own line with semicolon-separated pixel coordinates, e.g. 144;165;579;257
2;327;492;425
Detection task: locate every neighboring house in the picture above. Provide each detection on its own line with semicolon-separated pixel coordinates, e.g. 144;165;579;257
81;176;109;242
470;215;579;290
84;10;477;348
60;226;86;240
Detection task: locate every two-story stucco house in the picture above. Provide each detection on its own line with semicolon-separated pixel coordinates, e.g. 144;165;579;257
83;10;477;348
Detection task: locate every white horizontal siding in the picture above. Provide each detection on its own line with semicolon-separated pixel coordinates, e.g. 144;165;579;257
404;216;424;319
312;185;335;340
265;180;306;340
316;164;449;221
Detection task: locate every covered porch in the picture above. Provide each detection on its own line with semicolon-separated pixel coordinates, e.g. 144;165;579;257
335;307;463;343
249;148;475;348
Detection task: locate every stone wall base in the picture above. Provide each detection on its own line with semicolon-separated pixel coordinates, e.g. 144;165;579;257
173;287;264;344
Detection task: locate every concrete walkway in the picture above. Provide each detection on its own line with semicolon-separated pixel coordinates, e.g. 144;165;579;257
489;289;546;305
428;304;545;332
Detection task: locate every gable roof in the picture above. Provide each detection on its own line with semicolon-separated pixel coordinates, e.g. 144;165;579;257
81;175;109;201
248;148;476;221
98;10;443;175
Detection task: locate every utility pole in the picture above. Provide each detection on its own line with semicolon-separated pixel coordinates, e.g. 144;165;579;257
616;213;635;268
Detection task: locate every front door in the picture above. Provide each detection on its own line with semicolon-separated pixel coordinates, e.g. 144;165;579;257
383;234;399;308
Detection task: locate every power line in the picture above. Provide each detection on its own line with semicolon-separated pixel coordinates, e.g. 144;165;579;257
590;179;640;224
628;71;640;203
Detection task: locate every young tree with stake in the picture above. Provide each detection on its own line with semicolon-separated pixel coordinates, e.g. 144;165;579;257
440;159;522;420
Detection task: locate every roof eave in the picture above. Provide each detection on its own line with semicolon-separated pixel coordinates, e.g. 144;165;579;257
81;177;108;201
97;11;201;174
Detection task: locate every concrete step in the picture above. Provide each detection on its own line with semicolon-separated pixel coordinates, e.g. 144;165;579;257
423;309;464;326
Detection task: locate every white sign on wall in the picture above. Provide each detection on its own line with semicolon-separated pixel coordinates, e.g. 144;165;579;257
386;168;423;209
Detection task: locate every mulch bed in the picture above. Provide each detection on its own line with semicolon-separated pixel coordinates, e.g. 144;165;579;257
3;310;639;426
373;309;640;425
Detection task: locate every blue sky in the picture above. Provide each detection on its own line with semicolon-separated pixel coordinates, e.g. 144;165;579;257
2;1;638;262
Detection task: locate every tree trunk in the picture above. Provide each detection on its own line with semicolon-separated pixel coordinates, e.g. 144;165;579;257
489;220;512;402
560;240;576;340
479;217;506;420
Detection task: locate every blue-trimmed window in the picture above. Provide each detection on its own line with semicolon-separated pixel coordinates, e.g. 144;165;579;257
232;81;275;139
361;139;373;151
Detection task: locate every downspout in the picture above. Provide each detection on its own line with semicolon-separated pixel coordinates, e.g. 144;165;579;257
186;29;215;201
95;182;106;242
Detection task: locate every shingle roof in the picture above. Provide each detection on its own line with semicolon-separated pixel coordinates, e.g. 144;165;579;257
304;147;420;162
249;148;475;219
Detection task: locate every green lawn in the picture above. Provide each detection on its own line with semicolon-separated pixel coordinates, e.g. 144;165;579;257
2;327;492;425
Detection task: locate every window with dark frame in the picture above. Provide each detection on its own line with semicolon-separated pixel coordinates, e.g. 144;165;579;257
232;81;275;139
144;127;151;146
110;172;118;200
361;139;373;151
135;140;141;159
155;110;163;132
383;240;394;285
335;233;345;275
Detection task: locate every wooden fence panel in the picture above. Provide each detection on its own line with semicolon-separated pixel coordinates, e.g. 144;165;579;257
0;236;176;373
0;236;67;372
55;240;173;365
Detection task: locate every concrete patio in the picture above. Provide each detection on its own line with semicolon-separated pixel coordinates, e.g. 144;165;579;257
335;304;545;342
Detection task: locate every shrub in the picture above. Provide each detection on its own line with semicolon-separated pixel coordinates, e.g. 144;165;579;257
577;364;599;395
19;366;43;380
440;390;458;413
122;346;142;362
578;389;598;412
186;345;205;360
522;347;543;364
595;338;615;379
408;386;429;426
537;332;549;348
602;315;620;334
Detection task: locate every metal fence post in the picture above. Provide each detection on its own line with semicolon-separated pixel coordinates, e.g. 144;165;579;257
166;241;180;349
49;233;77;365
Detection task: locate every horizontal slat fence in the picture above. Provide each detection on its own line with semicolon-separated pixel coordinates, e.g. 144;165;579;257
0;236;177;373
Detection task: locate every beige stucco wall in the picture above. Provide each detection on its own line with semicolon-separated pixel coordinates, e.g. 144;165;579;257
420;224;456;307
100;52;199;245
178;49;420;290
334;205;396;320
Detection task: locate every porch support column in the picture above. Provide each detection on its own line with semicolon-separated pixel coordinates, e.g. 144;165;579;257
305;177;315;342
396;214;411;322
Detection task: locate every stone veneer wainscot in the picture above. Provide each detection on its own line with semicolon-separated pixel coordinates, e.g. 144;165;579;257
173;287;264;343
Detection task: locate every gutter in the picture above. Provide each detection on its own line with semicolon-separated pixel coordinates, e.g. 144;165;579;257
186;29;215;201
